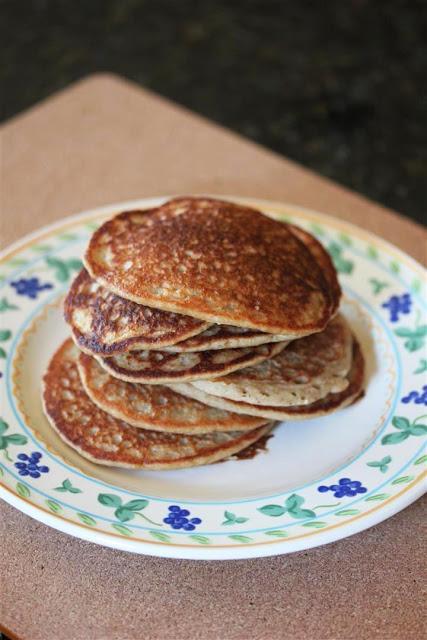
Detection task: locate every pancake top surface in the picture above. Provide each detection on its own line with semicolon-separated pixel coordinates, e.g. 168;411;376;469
64;269;208;355
84;197;336;335
288;224;341;317
192;314;353;406
98;341;287;384
42;340;270;469
78;351;267;433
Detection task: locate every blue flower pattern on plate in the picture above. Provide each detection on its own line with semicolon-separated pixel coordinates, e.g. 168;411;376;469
163;505;202;531
15;452;49;478
11;277;53;299
401;385;427;406
382;293;411;322
318;478;367;498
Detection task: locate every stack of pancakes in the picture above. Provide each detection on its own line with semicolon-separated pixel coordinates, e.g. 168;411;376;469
42;197;365;470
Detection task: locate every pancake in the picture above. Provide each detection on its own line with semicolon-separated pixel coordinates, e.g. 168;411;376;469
288;224;341;318
163;323;289;352
84;197;337;337
169;337;364;420
64;269;209;356
42;340;273;470
97;341;287;384
192;315;353;406
77;350;268;433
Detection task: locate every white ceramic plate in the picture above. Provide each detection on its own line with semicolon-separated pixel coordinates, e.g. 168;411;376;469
0;196;425;559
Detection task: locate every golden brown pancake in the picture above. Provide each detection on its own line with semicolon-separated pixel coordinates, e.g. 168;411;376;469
169;337;364;420
96;341;287;384
163;324;289;352
288;224;341;318
64;269;209;355
42;340;273;470
84;197;337;337
77;350;268;433
192;315;353;406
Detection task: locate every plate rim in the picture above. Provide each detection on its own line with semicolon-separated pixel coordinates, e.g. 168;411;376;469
1;478;424;559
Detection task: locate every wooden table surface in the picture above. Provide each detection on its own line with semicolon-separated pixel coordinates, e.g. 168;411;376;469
1;74;426;640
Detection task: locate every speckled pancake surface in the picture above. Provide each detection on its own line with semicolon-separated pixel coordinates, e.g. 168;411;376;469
42;340;273;470
288;224;341;318
64;269;209;355
77;351;268;433
169;337;364;420
163;323;289;352
84;197;337;336
97;341;287;384
192;315;353;406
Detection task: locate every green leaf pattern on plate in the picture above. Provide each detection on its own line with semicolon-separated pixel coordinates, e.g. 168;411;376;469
395;324;427;353
338;233;352;246
391;475;414;485
77;513;97;526
45;256;83;282
6;257;29;267
265;530;288;537
327;242;354;274
222;510;249;526
365;494;389;502
31;245;52;253
58;233;79;242
112;523;133;536
45;499;62;513
0;418;28;461
309;223;325;237
0;298;19;312
149;531;171;543
16;482;30;498
367;455;392;473
189;534;210;545
335;509;360;516
382;416;427;445
228;535;253;543
0;329;12;359
414;359;427;374
411;278;422;293
258;493;316;520
54;478;82;494
369;278;389;295
98;493;162;526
